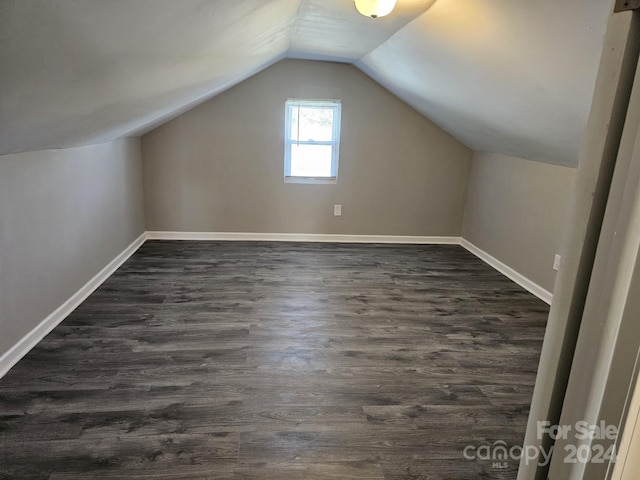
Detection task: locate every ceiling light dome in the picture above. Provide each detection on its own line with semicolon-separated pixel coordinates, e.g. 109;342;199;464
354;0;397;19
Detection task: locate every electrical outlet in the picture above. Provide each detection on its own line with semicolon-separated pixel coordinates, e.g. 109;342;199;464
334;204;342;216
553;254;561;271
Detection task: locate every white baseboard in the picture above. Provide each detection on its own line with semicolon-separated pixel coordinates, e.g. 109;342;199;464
460;238;553;305
0;231;551;379
146;232;551;303
146;231;461;244
148;232;552;303
0;232;147;379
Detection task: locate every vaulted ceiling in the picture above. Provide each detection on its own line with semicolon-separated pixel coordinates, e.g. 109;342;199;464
0;0;610;166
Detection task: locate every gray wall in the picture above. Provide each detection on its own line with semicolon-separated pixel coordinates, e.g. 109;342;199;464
0;138;145;357
462;152;576;292
142;59;473;236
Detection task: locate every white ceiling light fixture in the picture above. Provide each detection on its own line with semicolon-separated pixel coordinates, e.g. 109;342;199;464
354;0;398;19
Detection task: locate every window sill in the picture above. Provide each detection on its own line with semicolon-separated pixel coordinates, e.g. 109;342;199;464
284;176;337;185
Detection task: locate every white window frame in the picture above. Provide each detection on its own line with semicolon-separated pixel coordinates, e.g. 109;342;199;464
284;99;342;184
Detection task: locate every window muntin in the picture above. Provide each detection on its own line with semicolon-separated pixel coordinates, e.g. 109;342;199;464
284;99;341;182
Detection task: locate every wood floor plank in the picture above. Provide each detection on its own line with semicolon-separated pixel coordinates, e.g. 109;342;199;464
0;241;549;479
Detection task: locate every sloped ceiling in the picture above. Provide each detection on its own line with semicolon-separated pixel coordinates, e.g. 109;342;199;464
0;0;610;166
358;0;611;166
0;0;299;155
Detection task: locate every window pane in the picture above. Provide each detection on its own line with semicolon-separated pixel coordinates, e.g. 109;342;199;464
290;144;333;177
290;106;334;142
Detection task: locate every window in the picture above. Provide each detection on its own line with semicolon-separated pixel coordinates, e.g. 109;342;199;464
284;99;342;183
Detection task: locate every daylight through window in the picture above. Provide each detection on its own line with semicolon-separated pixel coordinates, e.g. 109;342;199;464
284;99;341;182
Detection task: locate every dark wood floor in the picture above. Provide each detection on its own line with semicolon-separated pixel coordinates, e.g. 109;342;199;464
0;241;549;479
